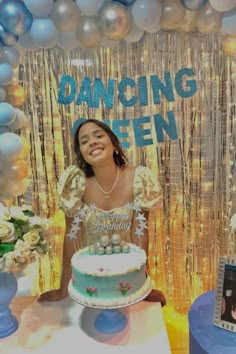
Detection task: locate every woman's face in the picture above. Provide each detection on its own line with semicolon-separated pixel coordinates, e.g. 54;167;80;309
78;122;115;166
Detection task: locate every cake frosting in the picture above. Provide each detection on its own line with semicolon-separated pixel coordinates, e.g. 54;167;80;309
68;242;152;308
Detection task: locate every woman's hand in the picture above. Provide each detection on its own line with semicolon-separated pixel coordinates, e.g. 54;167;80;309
144;289;166;307
37;288;68;302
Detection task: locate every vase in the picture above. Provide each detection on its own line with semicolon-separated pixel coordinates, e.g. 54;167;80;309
0;272;18;339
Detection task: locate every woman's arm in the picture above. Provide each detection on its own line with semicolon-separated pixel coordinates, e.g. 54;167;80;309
38;216;81;302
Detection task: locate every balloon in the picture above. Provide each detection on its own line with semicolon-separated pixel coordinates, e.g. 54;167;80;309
24;0;54;17
180;0;208;11
116;0;136;5
146;22;161;34
75;0;105;16
2;46;20;68
0;102;16;126
17;136;30;159
57;31;78;51
209;0;236;12
0;0;33;36
30;19;58;49
125;22;144;43
177;8;198;32
76;16;103;48
222;8;236;35
5;83;26;107
8;178;29;196
0;126;9;134
196;3;223;33
100;36;119;48
132;0;162;31
0;132;24;161
3;159;29;181
8;108;26;130
160;0;186;30
18;31;39;51
98;2;132;41
0;87;6;102
0;24;18;47
223;34;236;55
51;0;81;32
0;63;13;86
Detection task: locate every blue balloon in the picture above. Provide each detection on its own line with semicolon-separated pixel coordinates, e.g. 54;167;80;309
0;0;33;36
180;0;207;11
0;102;16;126
115;0;136;6
0;24;18;46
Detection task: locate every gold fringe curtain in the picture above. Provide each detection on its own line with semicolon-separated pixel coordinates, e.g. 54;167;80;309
19;31;236;308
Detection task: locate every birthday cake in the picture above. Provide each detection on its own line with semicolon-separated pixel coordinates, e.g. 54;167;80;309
68;234;152;308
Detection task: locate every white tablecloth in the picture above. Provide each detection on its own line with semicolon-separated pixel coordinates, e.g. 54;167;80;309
1;296;171;354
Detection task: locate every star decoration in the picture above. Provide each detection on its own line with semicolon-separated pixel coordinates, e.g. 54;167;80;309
133;204;142;212
134;227;144;238
89;203;97;211
66;232;78;240
136;213;146;221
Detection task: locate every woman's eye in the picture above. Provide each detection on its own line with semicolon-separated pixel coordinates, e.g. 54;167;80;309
80;140;87;145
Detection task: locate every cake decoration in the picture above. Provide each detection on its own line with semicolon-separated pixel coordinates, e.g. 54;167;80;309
117;281;132;295
86;286;97;296
88;234;131;256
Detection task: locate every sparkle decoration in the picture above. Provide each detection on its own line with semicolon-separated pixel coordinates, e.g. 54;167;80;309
18;32;236;312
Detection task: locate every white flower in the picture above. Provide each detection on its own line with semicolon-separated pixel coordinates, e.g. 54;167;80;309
29;216;51;231
0;204;11;221
0;221;16;242
3;252;17;272
23;230;40;247
9;206;29;222
21;204;33;212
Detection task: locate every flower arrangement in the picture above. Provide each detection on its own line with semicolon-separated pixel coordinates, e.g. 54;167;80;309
86;286;97;296
0;203;51;273
117;281;132;295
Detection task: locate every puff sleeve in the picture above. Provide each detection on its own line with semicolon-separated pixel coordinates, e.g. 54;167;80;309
57;165;86;217
133;166;162;210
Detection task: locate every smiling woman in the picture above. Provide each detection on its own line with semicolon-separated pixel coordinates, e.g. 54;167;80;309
38;119;166;306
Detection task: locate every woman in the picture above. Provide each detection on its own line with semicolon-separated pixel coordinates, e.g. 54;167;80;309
38;119;166;305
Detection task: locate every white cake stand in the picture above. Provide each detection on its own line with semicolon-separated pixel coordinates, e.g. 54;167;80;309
68;277;152;334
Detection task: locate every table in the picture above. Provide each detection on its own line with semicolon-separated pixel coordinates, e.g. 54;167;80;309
0;296;171;354
189;290;236;354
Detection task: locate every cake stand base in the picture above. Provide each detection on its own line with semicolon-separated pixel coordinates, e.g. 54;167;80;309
95;309;128;334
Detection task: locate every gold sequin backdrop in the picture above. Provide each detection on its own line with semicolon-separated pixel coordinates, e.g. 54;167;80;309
19;32;236;309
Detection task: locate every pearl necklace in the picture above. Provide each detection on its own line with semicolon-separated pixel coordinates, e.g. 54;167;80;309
93;167;120;199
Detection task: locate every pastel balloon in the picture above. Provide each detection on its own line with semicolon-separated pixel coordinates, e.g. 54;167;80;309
75;0;104;16
177;8;198;32
51;0;81;32
3;159;29;181
0;102;16;126
0;132;24;161
0;0;33;36
0;63;13;86
76;16;103;48
0;126;10;134
222;8;236;35
18;31;39;50
223;34;236;55
0;87;6;102
8;108;26;130
2;46;20;68
99;2;132;41
100;36;119;48
30;19;58;49
17;136;30;158
160;0;186;30
132;0;162;31
125;22;144;43
180;0;208;11
146;21;161;34
24;0;54;17
8;178;29;196
196;3;223;33
5;83;26;107
57;31;77;51
209;0;236;12
0;24;18;47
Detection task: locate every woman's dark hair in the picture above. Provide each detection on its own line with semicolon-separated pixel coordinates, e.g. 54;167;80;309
74;119;128;177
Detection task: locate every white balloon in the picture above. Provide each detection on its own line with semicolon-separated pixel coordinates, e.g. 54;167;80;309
19;32;39;51
125;22;144;43
0;133;24;161
75;0;105;16
2;47;20;69
209;0;236;12
132;0;162;30
8;109;27;130
146;22;161;34
24;0;54;17
222;8;236;35
57;32;78;51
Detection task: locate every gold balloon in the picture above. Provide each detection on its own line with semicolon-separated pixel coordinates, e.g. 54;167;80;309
5;159;29;181
18;137;31;159
223;35;236;56
5;83;26;107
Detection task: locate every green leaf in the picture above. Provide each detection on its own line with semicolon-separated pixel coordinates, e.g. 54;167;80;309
0;243;15;257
